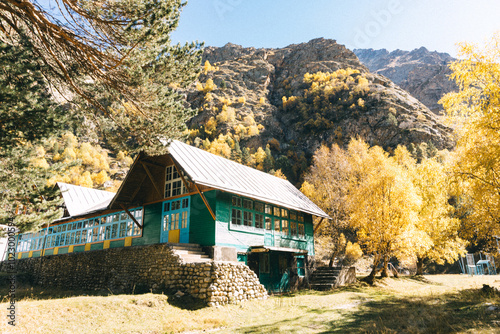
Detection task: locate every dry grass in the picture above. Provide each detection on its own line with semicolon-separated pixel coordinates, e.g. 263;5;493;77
1;275;500;333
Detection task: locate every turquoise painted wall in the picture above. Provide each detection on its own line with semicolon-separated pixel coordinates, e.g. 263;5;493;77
133;202;162;246
189;191;216;246
214;191;315;255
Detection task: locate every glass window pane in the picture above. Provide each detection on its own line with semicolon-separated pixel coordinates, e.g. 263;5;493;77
273;207;280;217
255;202;264;213
265;217;272;230
255;214;264;229
243;199;253;210
231;209;242;225
282;220;289;235
244;211;253;226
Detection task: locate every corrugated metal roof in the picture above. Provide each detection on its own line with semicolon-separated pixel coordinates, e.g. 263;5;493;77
168;141;330;218
57;182;116;217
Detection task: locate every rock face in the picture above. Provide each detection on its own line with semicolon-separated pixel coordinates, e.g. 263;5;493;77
354;47;457;113
186;38;454;164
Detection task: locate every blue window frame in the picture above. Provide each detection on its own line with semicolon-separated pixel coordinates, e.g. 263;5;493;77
16;207;143;253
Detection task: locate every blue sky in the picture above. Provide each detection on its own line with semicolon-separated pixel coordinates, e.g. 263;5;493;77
171;0;500;56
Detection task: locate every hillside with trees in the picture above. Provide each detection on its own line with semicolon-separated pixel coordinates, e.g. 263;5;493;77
183;38;454;185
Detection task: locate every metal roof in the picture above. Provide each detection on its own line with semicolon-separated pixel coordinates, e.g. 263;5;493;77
57;182;116;218
168;140;330;218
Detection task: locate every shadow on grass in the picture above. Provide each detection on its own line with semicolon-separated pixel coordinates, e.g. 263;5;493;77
235;288;500;333
0;273;207;310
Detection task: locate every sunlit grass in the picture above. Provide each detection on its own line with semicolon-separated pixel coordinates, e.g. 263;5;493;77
0;275;499;333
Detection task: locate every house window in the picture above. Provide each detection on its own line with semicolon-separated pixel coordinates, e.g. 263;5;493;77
265;204;272;215
274;218;280;233
165;165;187;198
282;220;289;236
298;223;305;238
232;196;242;207
15;207;143;254
243;199;253;210
255;214;264;229
181;211;188;229
265;216;272;230
171;213;180;229
290;211;297;221
298;213;304;222
290;221;297;236
161;196;190;233
244;211;253;226
231;209;242;225
273;207;280;217
255;202;264;213
281;208;288;218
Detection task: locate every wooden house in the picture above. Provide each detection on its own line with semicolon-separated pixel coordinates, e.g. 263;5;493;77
14;141;329;291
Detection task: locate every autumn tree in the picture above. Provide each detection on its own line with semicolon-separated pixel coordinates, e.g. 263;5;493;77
301;144;352;266
440;33;500;250
394;146;465;275
346;140;421;282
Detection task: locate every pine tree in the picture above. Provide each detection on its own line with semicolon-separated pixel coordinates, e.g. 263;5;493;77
0;37;67;231
1;1;203;155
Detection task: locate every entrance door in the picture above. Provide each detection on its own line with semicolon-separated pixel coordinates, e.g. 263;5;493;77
161;197;190;244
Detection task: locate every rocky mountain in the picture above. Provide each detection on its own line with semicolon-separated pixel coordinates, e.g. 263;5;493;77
183;38;454;183
354;47;457;113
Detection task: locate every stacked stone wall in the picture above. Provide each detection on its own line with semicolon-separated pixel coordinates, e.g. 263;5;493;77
0;243;267;306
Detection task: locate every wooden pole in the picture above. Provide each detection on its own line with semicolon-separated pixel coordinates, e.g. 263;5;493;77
313;217;325;234
140;161;163;198
194;183;216;221
120;204;143;229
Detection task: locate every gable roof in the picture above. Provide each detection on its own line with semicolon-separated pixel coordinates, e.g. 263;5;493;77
57;182;115;218
168;140;330;218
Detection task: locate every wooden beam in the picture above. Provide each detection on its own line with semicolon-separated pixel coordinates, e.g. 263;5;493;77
128;173;148;204
140;161;163;198
141;160;166;169
120;204;143;229
313;217;325;234
194;183;216;221
171;159;192;192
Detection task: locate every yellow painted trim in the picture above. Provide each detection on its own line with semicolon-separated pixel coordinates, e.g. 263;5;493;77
42;249;46;256
103;240;110;249
124;237;132;247
168;229;180;243
68;245;74;253
18;253;22;259
28;251;33;258
85;243;91;251
53;247;59;255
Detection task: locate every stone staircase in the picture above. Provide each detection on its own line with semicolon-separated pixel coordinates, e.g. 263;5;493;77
170;243;211;263
310;266;356;290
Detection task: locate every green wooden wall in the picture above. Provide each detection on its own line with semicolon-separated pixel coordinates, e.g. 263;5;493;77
133;202;162;246
214;191;315;255
189;191;216;246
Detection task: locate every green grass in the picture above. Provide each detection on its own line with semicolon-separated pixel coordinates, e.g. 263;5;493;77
1;275;500;333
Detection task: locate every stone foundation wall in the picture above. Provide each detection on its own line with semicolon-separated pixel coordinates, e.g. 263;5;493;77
0;243;267;306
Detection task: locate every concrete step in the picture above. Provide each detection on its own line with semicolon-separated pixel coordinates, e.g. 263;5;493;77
173;249;207;255
310;283;336;290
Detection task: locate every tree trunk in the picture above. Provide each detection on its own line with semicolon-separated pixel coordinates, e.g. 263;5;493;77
380;255;390;278
416;257;425;276
328;251;337;267
364;255;381;285
391;266;399;278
